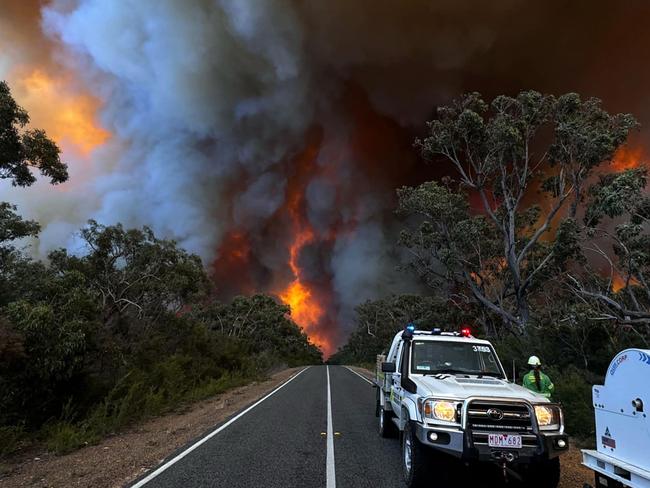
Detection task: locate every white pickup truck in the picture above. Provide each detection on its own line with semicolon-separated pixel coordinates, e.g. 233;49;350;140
375;325;569;487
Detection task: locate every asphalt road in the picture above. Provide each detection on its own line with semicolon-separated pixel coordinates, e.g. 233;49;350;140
128;365;497;488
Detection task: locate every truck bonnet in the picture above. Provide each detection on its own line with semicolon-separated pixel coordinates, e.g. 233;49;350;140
414;374;551;403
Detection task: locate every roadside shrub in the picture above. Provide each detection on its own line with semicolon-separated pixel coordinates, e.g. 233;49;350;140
0;425;25;457
186;371;252;403
44;422;87;455
547;366;598;441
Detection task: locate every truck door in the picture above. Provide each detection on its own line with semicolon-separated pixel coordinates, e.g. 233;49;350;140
390;341;404;413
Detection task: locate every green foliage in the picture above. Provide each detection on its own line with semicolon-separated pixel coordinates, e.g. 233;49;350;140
0;268;97;428
0;425;25;457
549;94;638;176
50;221;209;329
585;169;648;226
548;367;597;440
0;80;68;186
0;202;40;245
7;301;88;381
0;219;321;458
397;181;500;293
44;422;86;455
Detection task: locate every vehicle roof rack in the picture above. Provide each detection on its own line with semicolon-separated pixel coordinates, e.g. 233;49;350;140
407;329;474;338
411;330;462;336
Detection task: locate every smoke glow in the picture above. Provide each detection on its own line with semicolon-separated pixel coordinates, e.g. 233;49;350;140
16;69;109;154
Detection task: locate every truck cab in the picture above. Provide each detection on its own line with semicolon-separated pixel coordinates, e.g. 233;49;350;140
375;326;569;487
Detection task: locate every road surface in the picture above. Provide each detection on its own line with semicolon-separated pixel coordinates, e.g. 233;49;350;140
128;365;494;488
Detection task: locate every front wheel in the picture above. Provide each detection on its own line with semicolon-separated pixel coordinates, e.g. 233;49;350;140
402;423;432;488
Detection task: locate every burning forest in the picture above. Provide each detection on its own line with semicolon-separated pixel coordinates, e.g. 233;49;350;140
1;0;650;358
3;2;650;487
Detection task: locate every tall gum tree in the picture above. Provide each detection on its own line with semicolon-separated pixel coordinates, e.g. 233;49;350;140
399;91;637;334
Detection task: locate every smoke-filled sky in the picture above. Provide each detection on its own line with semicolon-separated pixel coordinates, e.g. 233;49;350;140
2;0;650;355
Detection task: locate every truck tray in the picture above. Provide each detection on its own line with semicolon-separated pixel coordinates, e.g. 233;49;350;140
583;449;650;488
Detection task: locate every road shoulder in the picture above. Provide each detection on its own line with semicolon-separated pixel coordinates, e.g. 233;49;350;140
0;368;300;488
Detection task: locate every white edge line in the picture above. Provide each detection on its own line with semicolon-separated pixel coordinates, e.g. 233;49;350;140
344;365;374;385
131;366;310;487
326;365;336;488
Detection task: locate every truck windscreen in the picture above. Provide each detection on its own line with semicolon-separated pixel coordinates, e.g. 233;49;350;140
411;341;503;377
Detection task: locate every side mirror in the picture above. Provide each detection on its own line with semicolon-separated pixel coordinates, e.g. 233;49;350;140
382;362;396;373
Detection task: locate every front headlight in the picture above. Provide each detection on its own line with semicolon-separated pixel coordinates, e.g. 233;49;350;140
420;399;459;423
534;405;562;431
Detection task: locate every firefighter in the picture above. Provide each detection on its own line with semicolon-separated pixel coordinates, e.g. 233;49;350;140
523;356;554;399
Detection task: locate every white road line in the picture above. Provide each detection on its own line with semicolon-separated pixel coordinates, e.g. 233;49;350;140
344;365;374;385
131;367;310;487
326;365;336;488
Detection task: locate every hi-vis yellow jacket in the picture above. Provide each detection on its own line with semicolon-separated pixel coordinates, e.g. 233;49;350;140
523;370;554;398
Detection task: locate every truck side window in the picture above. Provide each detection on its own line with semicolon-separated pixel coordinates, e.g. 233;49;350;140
393;342;401;372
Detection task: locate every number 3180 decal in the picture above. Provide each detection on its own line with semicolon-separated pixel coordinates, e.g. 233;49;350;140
473;345;491;353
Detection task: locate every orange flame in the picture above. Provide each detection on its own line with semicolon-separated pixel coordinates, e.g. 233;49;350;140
611;146;645;171
277;136;331;356
278;209;327;353
611;274;640;293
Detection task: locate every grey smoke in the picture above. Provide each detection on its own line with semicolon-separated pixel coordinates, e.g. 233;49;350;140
6;0;648;346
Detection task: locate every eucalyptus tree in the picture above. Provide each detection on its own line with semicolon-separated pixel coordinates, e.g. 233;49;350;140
399;91;637;334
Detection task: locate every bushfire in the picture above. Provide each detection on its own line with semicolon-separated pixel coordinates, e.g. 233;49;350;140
276;136;331;356
278;226;327;353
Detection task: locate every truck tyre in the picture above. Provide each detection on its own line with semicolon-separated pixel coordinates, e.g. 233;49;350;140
402;422;432;488
378;406;396;438
376;388;396;438
525;457;561;488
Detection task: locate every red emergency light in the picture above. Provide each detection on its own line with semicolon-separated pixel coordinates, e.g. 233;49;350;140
461;327;472;337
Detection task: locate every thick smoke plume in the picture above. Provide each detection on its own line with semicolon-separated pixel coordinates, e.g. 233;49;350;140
2;1;650;354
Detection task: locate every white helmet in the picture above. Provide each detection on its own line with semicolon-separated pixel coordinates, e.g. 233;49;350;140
528;355;541;367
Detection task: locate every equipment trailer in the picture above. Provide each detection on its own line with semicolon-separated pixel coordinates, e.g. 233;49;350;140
583;349;650;488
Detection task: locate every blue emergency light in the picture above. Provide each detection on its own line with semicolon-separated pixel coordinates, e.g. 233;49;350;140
403;323;416;340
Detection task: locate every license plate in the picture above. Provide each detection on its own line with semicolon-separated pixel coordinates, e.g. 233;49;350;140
488;434;522;449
